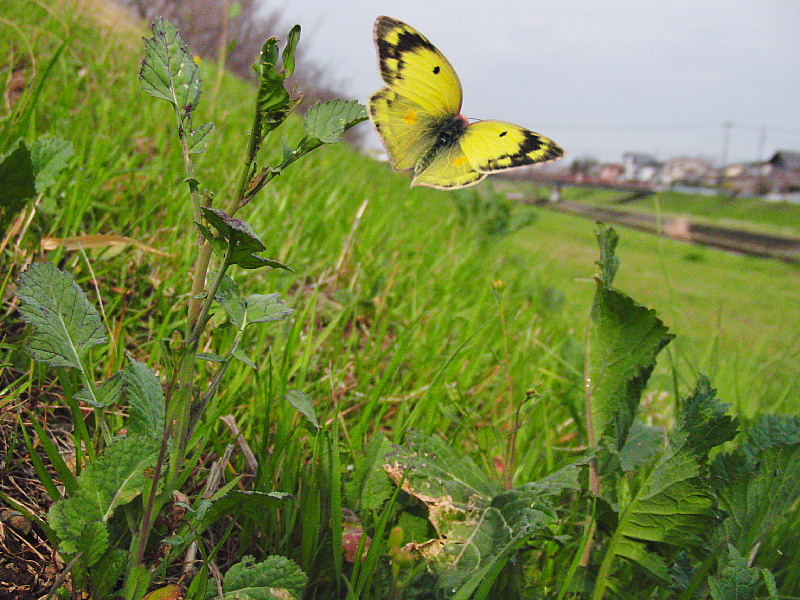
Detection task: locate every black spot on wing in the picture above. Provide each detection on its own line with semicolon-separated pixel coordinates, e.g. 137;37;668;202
433;66;440;74
484;130;564;170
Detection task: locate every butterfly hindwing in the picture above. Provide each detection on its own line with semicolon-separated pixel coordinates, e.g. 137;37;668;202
460;121;564;173
369;88;440;171
411;143;486;189
374;16;462;119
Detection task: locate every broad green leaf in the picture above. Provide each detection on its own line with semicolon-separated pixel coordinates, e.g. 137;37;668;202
285;390;319;429
194;491;290;533
75;520;109;567
139;17;200;111
187;122;214;154
30;136;74;192
200;208;292;271
615;538;669;583
303;99;368;144
245;293;293;325
617;419;664;472
16;263;106;369
215;275;246;329
221;555;307;600
75;371;124;408
345;433;394;511
0;139;36;231
587;227;672;447
49;435;159;554
92;548;128;599
595;225;620;287
715;415;800;555
708;547;760;600
124;360;165;439
674;375;738;458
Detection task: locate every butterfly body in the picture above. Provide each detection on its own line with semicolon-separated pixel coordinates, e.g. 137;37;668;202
369;16;564;189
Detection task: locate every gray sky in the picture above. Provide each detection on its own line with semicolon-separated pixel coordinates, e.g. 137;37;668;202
264;0;800;165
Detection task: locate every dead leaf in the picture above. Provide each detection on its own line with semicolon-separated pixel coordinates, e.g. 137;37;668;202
41;234;173;257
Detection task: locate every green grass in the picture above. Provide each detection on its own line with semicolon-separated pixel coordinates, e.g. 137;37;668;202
2;1;800;597
559;186;800;237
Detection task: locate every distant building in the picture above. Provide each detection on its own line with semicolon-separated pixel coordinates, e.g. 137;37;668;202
622;152;661;183
598;163;624;183
764;150;800;199
767;150;800;172
661;157;716;186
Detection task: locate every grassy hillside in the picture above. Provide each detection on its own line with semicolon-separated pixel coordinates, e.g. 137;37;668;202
2;1;800;598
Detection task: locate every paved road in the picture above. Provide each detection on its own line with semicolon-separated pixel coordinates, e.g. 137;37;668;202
537;200;800;263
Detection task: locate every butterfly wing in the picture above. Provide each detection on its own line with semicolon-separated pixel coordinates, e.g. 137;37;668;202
373;16;462;120
411;143;486;189
368;88;440;171
459;120;564;173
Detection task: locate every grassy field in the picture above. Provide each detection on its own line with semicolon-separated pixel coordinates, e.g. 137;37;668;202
2;1;800;598
556;186;800;237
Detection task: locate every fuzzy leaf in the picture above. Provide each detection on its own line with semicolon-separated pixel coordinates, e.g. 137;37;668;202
674;375;738;457
588;227;672;447
49;435;159;554
303;99;368;144
221;555;307;599
616;538;669;583
285;390;319;429
715;416;800;554
139;17;200;111
30;136;74;192
124;360;165;439
16;263;106;369
0;139;37;231
245;293;294;325
75;520;109;567
708;547;760;600
75;371;125;408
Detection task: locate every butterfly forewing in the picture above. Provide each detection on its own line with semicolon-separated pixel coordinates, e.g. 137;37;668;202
374;16;462;119
460;121;564;173
369;88;440;171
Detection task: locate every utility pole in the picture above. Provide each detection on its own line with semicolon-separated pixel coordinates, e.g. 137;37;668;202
720;121;733;188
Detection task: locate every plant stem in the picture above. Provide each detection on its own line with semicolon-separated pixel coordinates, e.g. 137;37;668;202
581;327;601;567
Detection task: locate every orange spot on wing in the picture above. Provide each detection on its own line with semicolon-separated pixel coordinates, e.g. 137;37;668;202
404;109;417;125
453;156;469;166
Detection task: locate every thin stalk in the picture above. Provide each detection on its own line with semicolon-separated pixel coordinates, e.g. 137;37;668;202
581;326;601;567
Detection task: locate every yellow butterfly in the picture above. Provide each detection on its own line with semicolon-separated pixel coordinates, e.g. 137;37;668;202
369;16;564;190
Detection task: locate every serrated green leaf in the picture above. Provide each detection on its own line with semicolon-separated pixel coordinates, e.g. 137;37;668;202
30;136;74;193
0;139;37;231
674;375;738;458
16;263;106;369
75;371;124;408
76;520;109;567
92;548;128;599
285;390;319;429
281;25;301;78
49;435;159;555
708;547;760;600
124;360;165;439
716;416;800;555
588;225;673;449
245;293;293;325
252;29;299;154
221;555;307;599
595;224;620;287
303;99;368;144
187;122;214;154
139;17;200;111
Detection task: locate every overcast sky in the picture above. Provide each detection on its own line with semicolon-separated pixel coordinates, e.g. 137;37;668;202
263;0;800;165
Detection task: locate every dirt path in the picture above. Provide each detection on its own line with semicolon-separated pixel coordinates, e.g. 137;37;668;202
538;200;800;263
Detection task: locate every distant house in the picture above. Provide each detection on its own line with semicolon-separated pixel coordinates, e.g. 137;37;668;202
598;163;624;183
622;152;661;183
661;157;716;186
764;150;800;198
767;150;800;172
